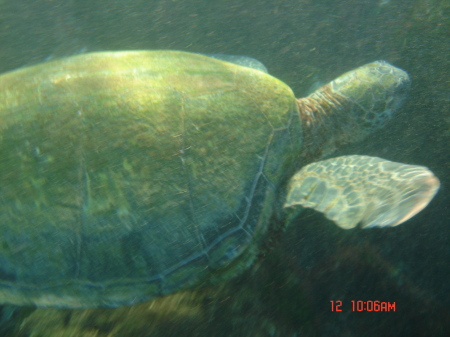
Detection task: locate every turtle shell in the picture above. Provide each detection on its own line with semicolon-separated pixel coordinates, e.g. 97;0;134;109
0;51;302;307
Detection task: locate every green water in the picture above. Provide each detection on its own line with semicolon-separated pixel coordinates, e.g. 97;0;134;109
0;0;448;336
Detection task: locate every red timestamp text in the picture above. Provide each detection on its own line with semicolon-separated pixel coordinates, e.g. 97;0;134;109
330;300;396;312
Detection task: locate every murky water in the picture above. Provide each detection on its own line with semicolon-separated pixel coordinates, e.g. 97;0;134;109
0;1;448;336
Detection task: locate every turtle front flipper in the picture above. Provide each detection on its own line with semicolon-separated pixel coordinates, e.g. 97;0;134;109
284;155;440;229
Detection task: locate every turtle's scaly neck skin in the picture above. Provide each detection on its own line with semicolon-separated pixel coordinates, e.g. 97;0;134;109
296;84;352;163
296;61;410;163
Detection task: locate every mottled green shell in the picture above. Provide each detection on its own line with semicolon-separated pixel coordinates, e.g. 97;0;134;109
0;51;302;307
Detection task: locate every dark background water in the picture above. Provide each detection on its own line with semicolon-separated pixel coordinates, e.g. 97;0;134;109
0;0;449;336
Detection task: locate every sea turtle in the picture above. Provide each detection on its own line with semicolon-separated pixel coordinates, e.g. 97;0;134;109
0;51;440;308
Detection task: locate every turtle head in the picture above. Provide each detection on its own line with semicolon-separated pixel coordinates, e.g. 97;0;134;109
297;61;411;160
329;60;411;131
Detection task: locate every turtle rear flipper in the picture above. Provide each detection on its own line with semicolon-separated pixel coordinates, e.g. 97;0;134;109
284;155;440;229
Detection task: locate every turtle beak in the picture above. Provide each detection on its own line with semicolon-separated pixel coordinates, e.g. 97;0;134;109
372;60;411;121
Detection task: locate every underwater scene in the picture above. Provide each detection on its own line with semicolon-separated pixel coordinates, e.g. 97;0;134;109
0;0;449;336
